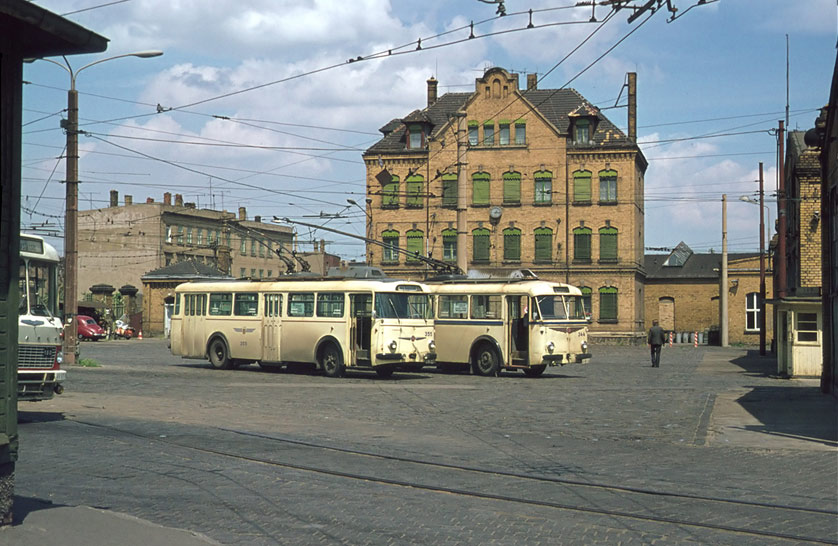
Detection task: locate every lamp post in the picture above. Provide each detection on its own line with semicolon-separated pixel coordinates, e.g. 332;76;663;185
739;162;767;355
34;51;162;365
347;198;373;263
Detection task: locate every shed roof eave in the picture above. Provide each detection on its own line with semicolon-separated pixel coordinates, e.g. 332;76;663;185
1;1;108;58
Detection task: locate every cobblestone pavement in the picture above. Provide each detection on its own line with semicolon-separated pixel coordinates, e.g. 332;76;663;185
13;340;838;545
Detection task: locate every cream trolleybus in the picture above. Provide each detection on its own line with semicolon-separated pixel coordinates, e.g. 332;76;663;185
171;277;436;378
427;277;591;377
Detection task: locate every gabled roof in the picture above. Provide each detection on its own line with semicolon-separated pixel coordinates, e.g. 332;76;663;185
141;259;232;282
645;250;761;280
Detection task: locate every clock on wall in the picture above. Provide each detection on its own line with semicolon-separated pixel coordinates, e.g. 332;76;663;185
489;206;503;224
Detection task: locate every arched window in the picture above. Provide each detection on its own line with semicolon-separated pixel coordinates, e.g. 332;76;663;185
406;229;424;263
382;174;400;209
442;228;457;262
503;227;521;262
472;172;490;205
503;171;521;204
573;170;592;204
573;226;592;261
599;226;618;262
534;227;553;263
381;230;399;264
441;173;457;207
534;170;552;204
472;227;490;263
406;174;424;208
599;286;618;322
599;169;617;203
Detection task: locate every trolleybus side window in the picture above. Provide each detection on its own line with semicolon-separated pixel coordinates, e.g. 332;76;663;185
470;295;501;319
288;293;315;317
185;294;192;316
209;293;232;315
234;293;259;316
264;294;282;317
350;293;372;317
174;293;181;315
438;294;468;319
317;293;344;317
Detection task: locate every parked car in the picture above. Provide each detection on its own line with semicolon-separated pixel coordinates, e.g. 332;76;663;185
76;314;106;341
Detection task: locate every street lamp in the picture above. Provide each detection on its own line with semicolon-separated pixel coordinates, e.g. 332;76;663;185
32;50;163;365
739;162;768;356
347;198;373;263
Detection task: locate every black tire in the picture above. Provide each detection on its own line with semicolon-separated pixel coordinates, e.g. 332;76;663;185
208;338;233;370
472;344;500;376
523;365;546;377
375;367;394;379
320;343;345;378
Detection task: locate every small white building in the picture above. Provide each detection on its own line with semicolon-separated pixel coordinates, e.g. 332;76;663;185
775;297;823;377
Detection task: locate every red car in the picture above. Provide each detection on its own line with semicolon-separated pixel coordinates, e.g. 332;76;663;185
76;315;106;341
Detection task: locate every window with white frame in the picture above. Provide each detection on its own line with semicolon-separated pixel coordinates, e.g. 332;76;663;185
745;292;760;332
796;312;818;342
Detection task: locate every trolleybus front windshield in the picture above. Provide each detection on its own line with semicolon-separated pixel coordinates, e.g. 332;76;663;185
374;292;432;319
535;295;586;321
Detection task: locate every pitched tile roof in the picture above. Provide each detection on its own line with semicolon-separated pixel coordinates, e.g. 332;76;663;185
141;259;232;281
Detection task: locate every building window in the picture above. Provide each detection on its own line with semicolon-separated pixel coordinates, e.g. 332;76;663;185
483;122;494;146
514;120;526;145
406;174;424;208
441;174;457;207
442;228;457;262
240;268;246;278
208;229;215;245
472;227;490;263
259;240;265;257
382;230;399;264
382;175;400;209
745;292;760;332
226;231;232;248
503;228;521;262
468;121;479;146
502;172;521;205
472;172;490;206
499;121;510;145
599;226;618;262
240;236;246;254
197;228;204;245
574;118;590;144
573;227;592;262
177;225;184;245
186;227;193;245
406;229;424;263
250;268;256;277
407;125;424;149
250;238;257;257
796;312;818;342
599;169;617;203
267;241;273;258
267;270;273;277
579;286;592;320
534;171;552;204
573;170;592;204
599;286;617;322
534;227;552;263
258;269;264;279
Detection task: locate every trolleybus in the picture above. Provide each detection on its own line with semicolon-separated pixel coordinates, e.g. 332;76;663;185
427;275;591;377
171;277;436;378
18;233;66;400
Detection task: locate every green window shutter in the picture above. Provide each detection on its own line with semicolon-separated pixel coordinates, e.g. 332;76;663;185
442;228;457;262
406;229;424;262
599;286;618;321
472;228;490;262
405;174;423;208
467;120;479;127
599;226;618;261
381;229;400;263
573;227;592;261
573;171;592;203
472;172;490;205
382;175;400;208
441;174;457;207
503;228;521;261
534;227;552;262
502;172;521;204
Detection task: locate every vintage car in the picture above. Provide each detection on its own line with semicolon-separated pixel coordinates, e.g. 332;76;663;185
76;314;106;341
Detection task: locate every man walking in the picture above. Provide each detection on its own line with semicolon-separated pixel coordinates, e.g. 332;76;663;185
648;320;666;368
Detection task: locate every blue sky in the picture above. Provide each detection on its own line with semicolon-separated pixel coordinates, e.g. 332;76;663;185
22;0;837;262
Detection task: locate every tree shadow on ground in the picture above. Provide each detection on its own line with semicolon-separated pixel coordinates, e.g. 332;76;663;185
17;411;65;425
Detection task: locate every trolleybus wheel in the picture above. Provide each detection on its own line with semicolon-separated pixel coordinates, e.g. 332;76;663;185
208;338;233;370
77;334;84;342
320;343;345;378
523;364;546;377
375;367;394;379
472;344;500;376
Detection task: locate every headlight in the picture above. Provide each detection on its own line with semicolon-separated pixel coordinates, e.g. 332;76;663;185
547;341;555;353
428;340;435;352
56;351;64;365
388;340;398;352
581;341;588;353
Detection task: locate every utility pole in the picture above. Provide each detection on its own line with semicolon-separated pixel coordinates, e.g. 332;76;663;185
456;112;468;275
759;163;766;356
721;194;729;348
63;87;79;365
777;120;787;299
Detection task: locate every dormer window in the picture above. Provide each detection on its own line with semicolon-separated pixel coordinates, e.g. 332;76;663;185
574;119;591;144
407;124;425;149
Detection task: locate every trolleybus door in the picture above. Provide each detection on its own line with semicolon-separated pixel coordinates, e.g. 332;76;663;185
261;293;282;363
349;293;372;363
507;295;530;365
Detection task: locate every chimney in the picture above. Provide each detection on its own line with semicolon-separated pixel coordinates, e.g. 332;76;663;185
627;72;637;142
427;77;438;107
146;197;154;204
163;192;172;205
174;194;184;207
320;239;326;253
238;206;247;221
527;73;537;91
254;215;261;223
185;202;196;209
109;190;119;207
124;195;133;206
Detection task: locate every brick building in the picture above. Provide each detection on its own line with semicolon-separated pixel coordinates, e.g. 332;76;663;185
363;68;647;341
78;191;295;299
644;243;773;346
820;52;838;394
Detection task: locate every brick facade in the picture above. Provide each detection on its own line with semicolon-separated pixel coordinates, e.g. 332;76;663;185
786;131;822;292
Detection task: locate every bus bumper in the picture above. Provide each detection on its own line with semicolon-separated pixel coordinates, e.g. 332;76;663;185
541;353;592;365
18;369;67;401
